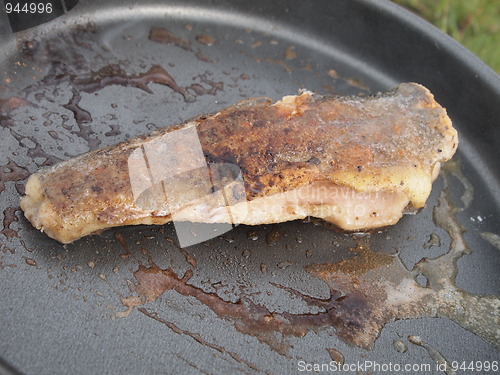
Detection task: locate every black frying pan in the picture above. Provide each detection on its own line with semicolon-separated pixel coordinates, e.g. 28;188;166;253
1;1;499;374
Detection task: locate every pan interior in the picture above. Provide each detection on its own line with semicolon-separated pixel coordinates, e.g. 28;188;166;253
0;4;499;375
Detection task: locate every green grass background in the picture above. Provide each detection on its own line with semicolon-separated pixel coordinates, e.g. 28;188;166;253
392;0;500;74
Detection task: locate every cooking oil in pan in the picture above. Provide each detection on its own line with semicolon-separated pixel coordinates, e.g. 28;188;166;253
115;159;499;354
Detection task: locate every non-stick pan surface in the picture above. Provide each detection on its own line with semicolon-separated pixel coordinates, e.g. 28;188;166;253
1;1;499;374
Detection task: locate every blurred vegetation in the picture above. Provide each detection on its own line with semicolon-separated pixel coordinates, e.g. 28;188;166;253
392;0;500;74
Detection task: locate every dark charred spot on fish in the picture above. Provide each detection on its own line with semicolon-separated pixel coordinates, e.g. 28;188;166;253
357;165;363;172
266;162;277;172
204;147;239;167
61;187;72;197
253;120;267;128
308;157;321;165
91;185;102;193
248;181;266;195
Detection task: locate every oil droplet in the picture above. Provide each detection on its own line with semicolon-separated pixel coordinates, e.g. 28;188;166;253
220;235;235;243
266;227;282;246
326;348;344;365
284;46;297;60
393;339;408;353
423;233;441;249
408;336;456;375
24;257;37;266
195;34;216;46
87;261;95;268
345;78;370;91
149;27;192;51
105;125;121;137
277;261;292;269
327;69;339;79
48;130;61;140
194;51;214;63
247;231;259;241
260;263;267;274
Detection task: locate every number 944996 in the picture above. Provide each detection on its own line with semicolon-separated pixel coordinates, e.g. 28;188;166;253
5;2;53;14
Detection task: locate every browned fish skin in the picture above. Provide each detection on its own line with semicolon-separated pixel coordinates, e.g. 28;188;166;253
21;83;458;243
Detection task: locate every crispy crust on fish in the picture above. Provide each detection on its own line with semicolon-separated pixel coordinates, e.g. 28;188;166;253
21;83;458;243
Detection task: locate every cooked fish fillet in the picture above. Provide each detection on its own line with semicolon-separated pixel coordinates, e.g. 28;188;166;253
21;83;457;244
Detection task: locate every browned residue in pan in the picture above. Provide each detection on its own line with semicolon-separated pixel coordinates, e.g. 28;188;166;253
74;64;195;103
165;236;197;269
149;27;192;51
118;162;499;353
195;34;217;46
0;160;29;195
0;96;32;112
138;308;266;374
63;89;99;150
150;27;217;64
1;207;21;239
